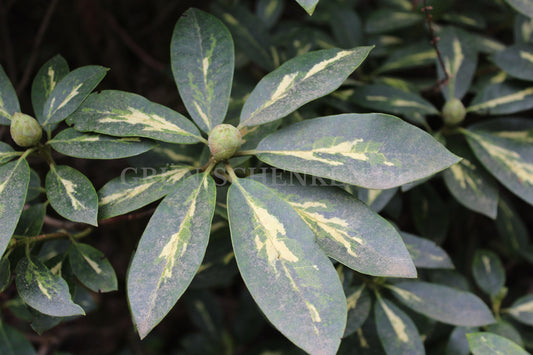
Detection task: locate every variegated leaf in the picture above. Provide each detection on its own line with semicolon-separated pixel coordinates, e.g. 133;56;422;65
0;65;20;125
227;178;346;354
67;90;203;144
49;128;156;159
171;8;234;133
344;284;371;337
492;44;533;81
14;203;46;237
505;0;533;19
41;65;107;126
256;0;284;29
239;47;372;127
0;142;18;166
365;9;423;34
15;257;84;317
255;114;460;189
295;0;319;15
442;12;486;29
356;187;398;213
486;321;524;348
496;197;529;253
401;232;454;269
45;165;98;226
374;296;424;355
467;81;533;115
472;250;505;297
514;14;533;43
467;332;529;355
376;41;436;73
388;281;495;326
69;243;117;293
127;173;216;338
465;118;533;206
31;55;69;122
507;295;533;326
98;165;193;219
0;159;30;258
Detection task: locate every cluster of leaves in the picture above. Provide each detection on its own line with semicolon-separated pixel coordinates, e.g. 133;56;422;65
1;0;533;354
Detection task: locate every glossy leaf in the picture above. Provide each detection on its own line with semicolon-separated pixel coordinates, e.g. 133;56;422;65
255;114;460;189
344;285;371;337
127;173;216;338
227;178;346;354
401;232;454;269
465;118;533;206
45;165;98;226
505;0;533;18
0;142;18;165
0;65;20;125
49;128;156;159
0;159;30;257
388;281;495;326
467;81;533;115
239;47;372;127
41;65;107;126
493;44;533;81
15;257;84;317
67;90;203;144
171;8;234;133
98;165;193;219
0;321;36;355
69;243;118;293
31;55;69;122
467;332;528;355
376;41;436;73
508;294;533;326
14;203;46;237
295;0;319;15
374;296;424;355
472;249;505;297
365;9;423;34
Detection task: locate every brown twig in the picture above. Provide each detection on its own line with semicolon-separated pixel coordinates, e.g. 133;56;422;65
421;1;449;90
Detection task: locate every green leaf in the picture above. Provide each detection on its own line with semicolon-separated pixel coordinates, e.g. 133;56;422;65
514;14;533;43
507;294;533;326
15;257;84;317
255;114;460;189
0;142;18;165
492;44;533;81
98;164;193;219
374;296;424;355
329;6;363;49
467;81;533;115
0;159;30;257
472;249;505;297
376;41;436;73
171;8;234;133
14;203;46;237
41;65;107;126
505;0;533;18
0;65;20;125
256;0;284;28
127;173;216;338
31;55;69;122
67;90;203;144
486;320;524;347
0;258;10;293
401;232;454;269
227;178;346;354
447;326;478;355
365;9;423;34
45;165;98;226
442;12;486;29
250;174;416;277
239;47;372;127
25;169;41;203
357;187;398;213
388;281;495;326
496;197;529;253
467;332;529;355
295;0;319;15
49;128;156;159
465;118;533;206
69;243;117;293
0;320;36;355
344;285;371;337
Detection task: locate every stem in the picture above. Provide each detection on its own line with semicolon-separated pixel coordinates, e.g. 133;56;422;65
225;163;238;183
233;150;258;157
421;2;449;90
10;228;93;250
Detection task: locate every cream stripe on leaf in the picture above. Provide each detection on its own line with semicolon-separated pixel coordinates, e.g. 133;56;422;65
0;65;20;125
376;41;436;73
69;243;118;293
401;232;454;269
467;82;533;115
171;8;234;133
127;173;216;339
465;118;533;206
492;44;533;81
31;55;69;123
472;250;505;297
67;90;203;144
45;165;98;226
508;294;533;326
239;46;373;127
255;114;460;189
41;65;107;126
227;178;346;354
344;284;372;337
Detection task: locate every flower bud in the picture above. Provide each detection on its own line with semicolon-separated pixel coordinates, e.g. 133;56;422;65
10;112;42;147
208;124;242;161
442;98;466;126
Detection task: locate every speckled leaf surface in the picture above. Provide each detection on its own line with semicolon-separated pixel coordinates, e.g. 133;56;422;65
45;165;98;226
0;321;36;355
31;55;69;122
15;257;84;317
67;90;203;144
467;332;528;355
401;232;454;269
0;142;18;166
472;250;505;297
227;177;346;354
295;0;319;15
69;243;117;293
127;173;216;339
255;114;460;189
0;65;20;125
14;203;46;237
508;294;533;326
493;44;533;81
171;8;234;133
49;128;156;159
357;187;398;213
467;81;533;115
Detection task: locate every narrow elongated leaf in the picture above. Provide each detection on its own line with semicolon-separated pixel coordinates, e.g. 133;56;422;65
98;165;193;219
388;281;495;326
295;0;319;15
0;159;30;257
505;0;533;18
467;82;533;115
250;174;416;277
357;187;398;213
255;114;460;189
472;250;505;297
171;8;234;132
127;173;216;338
365;9;423;34
376;41;436;73
465;118;533;206
467;332;529;355
508;295;533;326
493;44;533;81
49;128;156;159
329;6;363;49
496;197;529;253
45;165;98;226
514;14;533;43
374;296;424;355
0;142;18;165
67;90;203;144
0;321;36;355
344;285;371;337
14;203;46;237
31;55;69;122
0;258;10;293
15;257;84;317
69;243;117;293
227;178;346;354
239;47;372;127
256;0;284;28
401;232;454;269
0;65;20;125
41;65;107;126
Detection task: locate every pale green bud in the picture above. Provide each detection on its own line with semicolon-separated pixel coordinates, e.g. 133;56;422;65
208;124;242;161
10;112;43;147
